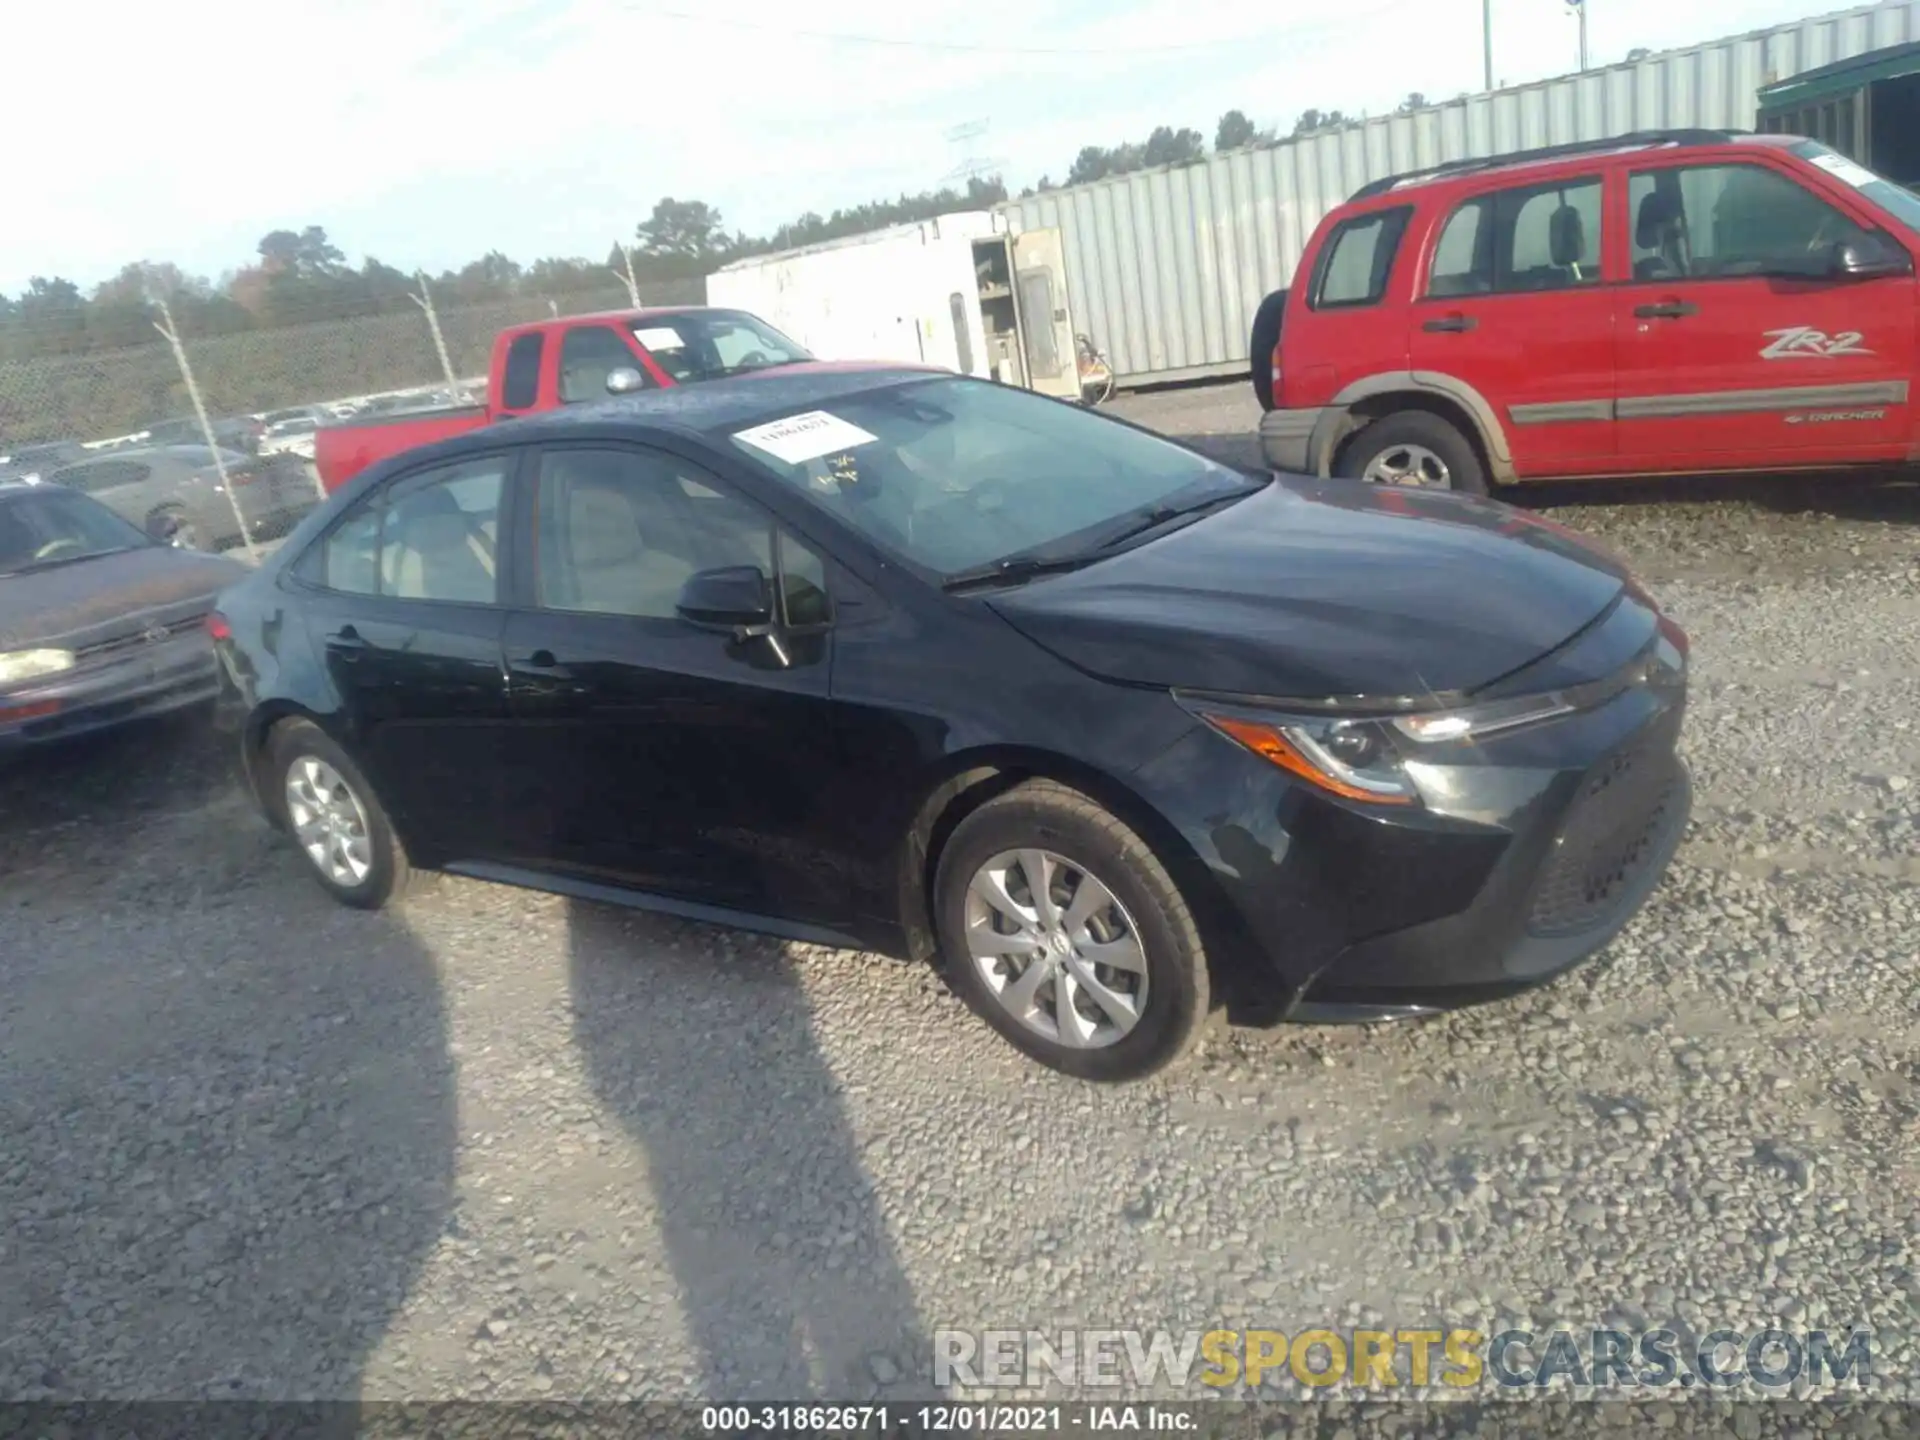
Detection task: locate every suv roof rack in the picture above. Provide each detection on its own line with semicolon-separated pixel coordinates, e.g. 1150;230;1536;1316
1347;129;1745;201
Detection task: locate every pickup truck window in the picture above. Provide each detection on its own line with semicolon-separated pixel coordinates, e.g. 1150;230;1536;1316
628;310;810;383
501;333;543;410
559;326;650;404
1629;163;1869;280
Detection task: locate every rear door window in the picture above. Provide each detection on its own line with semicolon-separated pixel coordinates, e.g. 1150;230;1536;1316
1428;176;1604;296
1311;207;1413;308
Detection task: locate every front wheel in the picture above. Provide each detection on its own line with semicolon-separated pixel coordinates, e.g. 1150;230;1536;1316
933;780;1210;1081
1335;411;1488;496
267;719;412;909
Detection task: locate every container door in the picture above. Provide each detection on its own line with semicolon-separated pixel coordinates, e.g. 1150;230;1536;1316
1010;229;1079;398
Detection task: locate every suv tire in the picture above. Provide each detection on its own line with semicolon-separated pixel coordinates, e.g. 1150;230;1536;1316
1337;411;1489;496
933;780;1210;1082
1249;289;1288;412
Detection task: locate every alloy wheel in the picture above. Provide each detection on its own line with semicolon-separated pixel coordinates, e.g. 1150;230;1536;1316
284;755;373;887
1361;442;1451;488
963;847;1149;1049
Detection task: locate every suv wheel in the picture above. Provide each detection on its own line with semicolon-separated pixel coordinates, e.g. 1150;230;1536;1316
1338;411;1488;496
933;780;1209;1082
268;719;412;909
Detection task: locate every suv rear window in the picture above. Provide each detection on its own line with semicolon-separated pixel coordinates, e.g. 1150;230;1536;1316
1310;207;1412;309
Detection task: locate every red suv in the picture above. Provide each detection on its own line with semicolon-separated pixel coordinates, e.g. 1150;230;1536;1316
1253;129;1920;494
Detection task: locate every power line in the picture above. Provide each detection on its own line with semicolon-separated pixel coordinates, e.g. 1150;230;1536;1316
614;0;1359;56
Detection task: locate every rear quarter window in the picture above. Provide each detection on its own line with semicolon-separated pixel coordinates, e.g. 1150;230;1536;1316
500;333;544;410
1310;206;1414;309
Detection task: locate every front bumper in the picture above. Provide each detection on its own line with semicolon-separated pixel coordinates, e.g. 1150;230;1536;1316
0;631;220;747
1131;600;1690;1025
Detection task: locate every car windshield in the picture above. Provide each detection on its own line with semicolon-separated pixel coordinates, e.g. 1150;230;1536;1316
631;310;813;383
0;487;150;575
1791;140;1920;233
726;375;1261;577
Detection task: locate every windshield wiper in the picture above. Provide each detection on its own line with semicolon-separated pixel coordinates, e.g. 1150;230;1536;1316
941;553;1105;594
1088;485;1262;554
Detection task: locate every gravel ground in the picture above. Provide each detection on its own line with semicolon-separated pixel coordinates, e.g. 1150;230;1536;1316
1;380;1916;1415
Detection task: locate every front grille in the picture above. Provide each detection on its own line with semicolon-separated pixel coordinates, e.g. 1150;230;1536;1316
1526;740;1682;938
74;615;204;664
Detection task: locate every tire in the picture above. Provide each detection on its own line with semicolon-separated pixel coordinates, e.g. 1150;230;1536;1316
266;718;412;910
1248;288;1289;412
933;780;1210;1082
147;504;200;551
1335;409;1489;496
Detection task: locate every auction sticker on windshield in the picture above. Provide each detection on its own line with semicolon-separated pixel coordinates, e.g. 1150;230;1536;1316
1806;152;1882;190
632;326;688;351
734;411;879;465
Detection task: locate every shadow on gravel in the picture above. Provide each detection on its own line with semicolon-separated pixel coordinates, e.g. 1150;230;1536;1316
0;714;458;1405
1175;428;1920;527
565;900;930;1401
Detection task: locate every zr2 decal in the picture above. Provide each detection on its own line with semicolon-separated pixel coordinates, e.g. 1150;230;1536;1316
1760;326;1873;359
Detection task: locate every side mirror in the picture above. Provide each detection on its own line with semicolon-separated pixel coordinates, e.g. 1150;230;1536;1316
605;367;646;395
1833;234;1914;279
676;565;774;631
153;513;185;547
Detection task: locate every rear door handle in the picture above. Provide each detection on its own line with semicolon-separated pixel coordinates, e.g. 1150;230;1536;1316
325;625;366;662
1634;300;1699;319
1422;314;1478;333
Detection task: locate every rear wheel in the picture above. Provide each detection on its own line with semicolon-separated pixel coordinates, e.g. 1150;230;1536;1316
267;719;411;909
1249;289;1289;412
933;780;1209;1082
1336;410;1489;496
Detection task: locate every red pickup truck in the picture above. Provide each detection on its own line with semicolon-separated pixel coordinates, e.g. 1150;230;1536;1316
314;306;814;493
1253;130;1920;494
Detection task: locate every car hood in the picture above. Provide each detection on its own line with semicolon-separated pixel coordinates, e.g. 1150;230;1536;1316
986;476;1630;703
0;545;249;648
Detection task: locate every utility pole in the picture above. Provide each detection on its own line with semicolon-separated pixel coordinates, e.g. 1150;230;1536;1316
409;271;465;401
1483;0;1495;91
611;242;641;306
1570;0;1589;71
149;287;257;561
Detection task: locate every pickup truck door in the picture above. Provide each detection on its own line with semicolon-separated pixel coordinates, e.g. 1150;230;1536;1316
1614;157;1915;470
1010;229;1081;400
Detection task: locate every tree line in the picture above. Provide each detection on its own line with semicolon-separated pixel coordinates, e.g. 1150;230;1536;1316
0;91;1453;379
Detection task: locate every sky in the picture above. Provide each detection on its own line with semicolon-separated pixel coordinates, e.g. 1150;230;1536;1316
4;0;1845;294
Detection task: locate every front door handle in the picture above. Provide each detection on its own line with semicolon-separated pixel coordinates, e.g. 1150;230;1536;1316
1422;314;1478;333
1634;300;1699;319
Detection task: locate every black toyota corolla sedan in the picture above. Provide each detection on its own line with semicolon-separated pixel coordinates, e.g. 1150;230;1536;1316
209;364;1690;1081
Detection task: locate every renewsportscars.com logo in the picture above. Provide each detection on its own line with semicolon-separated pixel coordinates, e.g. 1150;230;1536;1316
934;1327;1874;1393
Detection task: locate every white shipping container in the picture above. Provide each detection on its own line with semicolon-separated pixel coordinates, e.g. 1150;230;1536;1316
706;212;1083;399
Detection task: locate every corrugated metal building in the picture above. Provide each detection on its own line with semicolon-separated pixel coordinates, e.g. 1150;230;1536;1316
1000;0;1920;386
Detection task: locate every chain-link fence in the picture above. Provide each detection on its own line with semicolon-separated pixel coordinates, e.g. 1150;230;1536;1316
0;274;703;551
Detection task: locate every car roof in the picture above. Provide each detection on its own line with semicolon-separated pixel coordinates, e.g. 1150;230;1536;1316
496;304;759;341
1345;128;1800;204
501;362;944;440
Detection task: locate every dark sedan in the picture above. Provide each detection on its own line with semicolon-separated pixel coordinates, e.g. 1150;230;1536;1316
209;365;1691;1081
0;481;247;747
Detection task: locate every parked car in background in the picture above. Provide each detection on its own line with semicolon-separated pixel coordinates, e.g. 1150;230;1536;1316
0;480;246;748
312;306;814;493
261;415;321;462
212;365;1690;1081
1252;129;1920;494
0;441;88;484
43;444;317;552
146;415;264;455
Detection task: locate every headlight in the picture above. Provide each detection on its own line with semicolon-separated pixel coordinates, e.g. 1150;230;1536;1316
1184;688;1580;807
0;648;75;685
